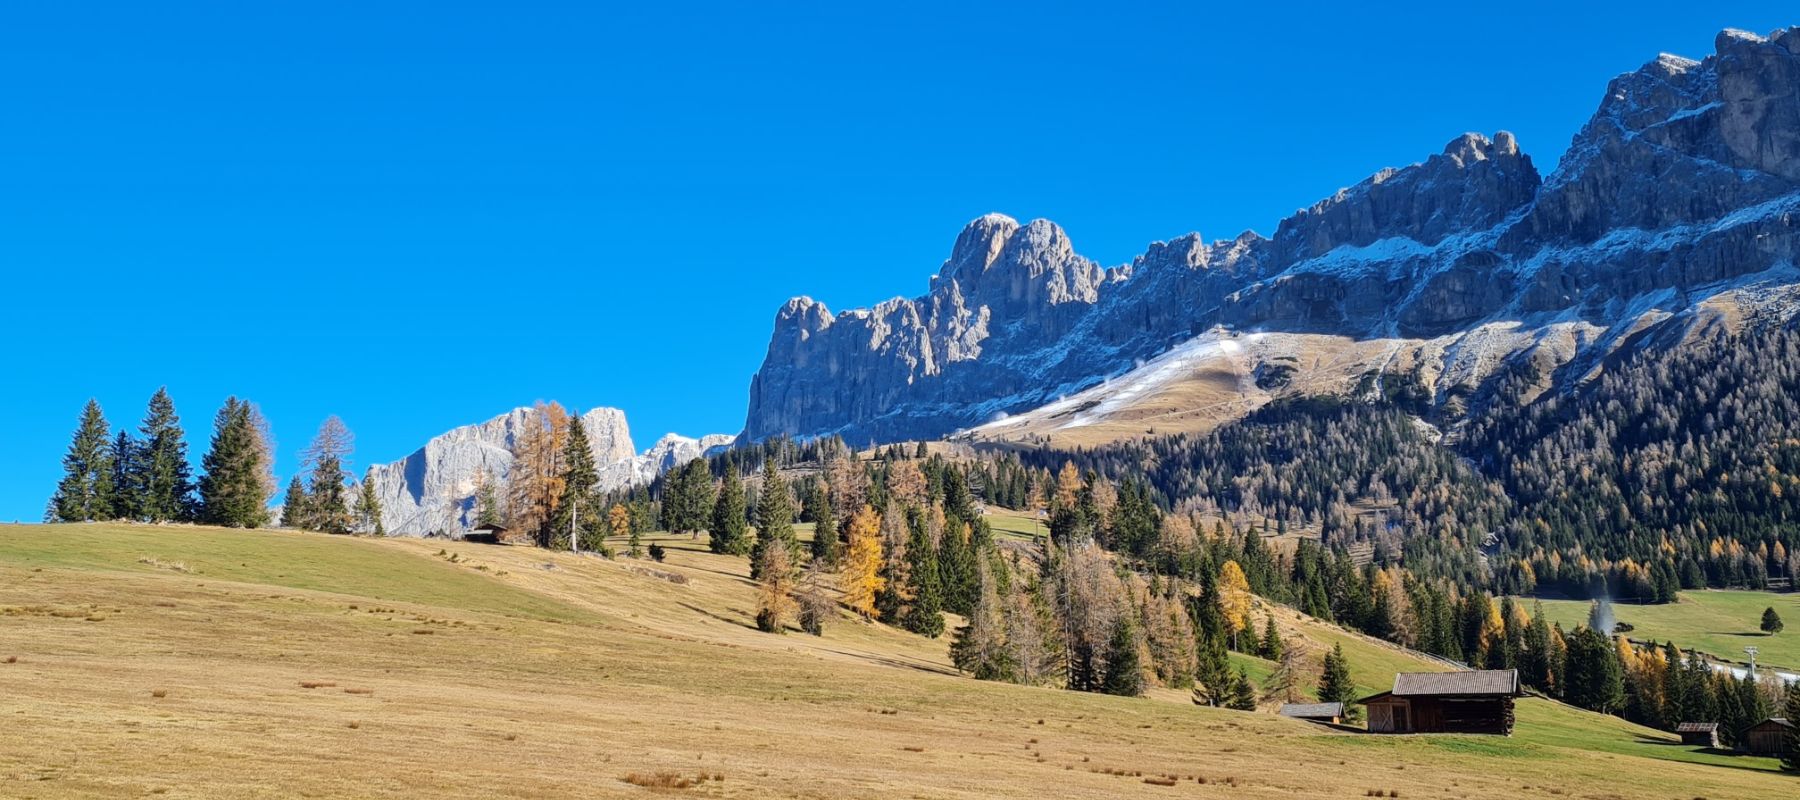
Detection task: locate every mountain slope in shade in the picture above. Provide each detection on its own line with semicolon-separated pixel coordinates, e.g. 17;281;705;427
745;27;1800;447
359;408;732;536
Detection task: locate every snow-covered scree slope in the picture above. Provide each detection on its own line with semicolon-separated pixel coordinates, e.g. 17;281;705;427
358;408;733;536
745;27;1800;446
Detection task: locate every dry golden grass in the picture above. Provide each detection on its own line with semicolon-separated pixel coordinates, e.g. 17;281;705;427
0;523;1788;799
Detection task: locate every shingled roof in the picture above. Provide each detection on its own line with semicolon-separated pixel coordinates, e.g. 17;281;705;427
1390;669;1519;697
1278;702;1344;719
1675;722;1719;733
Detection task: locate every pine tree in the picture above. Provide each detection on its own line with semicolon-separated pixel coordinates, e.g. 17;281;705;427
1259;615;1284;661
803;481;838;564
355;473;384;535
48;399;114;523
475;471;503;527
136;387;194;523
197;398;270;528
901;509;945;637
951;561;1015;680
1227;667;1258;710
1761;606;1784;635
300;416;353;534
1100;616;1145;697
107;429;141;521
754;538;795;634
1781;681;1800;773
751;458;797;579
1319;643;1358;717
281;476;311;529
550;412;605;553
1564;627;1625;714
708;463;750;555
938;518;977;616
841;505;885;620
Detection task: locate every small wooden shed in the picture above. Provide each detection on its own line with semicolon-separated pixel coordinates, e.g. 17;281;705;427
464;523;508;545
1361;669;1521;735
1278;702;1344;725
1742;717;1793;756
1675;722;1720;748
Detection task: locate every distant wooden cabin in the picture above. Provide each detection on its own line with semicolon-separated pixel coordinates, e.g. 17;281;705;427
1742;718;1793;755
464;523;508;545
1360;669;1520;735
1278;702;1343;725
1675;722;1720;748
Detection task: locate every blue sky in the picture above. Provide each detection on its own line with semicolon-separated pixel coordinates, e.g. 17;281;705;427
2;2;1793;520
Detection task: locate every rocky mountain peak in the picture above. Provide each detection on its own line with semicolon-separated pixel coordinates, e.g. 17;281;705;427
743;26;1800;447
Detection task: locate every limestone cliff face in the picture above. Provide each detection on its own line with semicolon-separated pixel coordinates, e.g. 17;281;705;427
744;27;1800;444
359;407;730;536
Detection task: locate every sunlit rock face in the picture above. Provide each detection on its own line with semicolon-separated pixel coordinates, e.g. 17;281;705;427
744;27;1800;445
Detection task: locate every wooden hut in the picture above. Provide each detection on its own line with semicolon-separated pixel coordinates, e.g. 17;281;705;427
1742;717;1793;756
1675;722;1720;748
464;523;508;545
1278;702;1343;724
1360;669;1520;735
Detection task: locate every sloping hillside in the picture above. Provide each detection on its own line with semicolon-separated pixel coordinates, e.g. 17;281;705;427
0;524;1787;798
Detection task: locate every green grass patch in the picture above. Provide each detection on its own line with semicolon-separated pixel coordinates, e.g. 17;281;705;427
1522;590;1800;670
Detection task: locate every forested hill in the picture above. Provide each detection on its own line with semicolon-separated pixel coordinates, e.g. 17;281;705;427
1023;323;1800;601
1469;324;1800;597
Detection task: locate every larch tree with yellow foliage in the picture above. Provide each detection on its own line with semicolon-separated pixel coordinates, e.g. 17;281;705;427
609;503;638;557
841;505;885;620
1218;560;1252;650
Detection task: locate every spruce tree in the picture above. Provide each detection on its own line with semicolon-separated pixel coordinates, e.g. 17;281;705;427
475;474;503;528
1761;606;1784;635
355;473;384;535
750;458;797;579
198;397;270;528
281;476;310;529
938;519;977;616
136;387;194;523
48;399;114;523
1227;667;1258;710
1564;627;1624;714
1260;615;1284;661
550;412;604;552
709;463;750;556
300;417;353;534
1781;681;1800;773
901;509;944;638
1318;643;1358;716
1100;616;1145;697
108;429;141;521
803;481;838;564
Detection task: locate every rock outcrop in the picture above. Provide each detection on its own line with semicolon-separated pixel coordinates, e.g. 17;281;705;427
744;26;1800;444
360;407;731;536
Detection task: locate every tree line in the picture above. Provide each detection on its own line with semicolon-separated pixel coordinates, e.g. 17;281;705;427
47;390;382;534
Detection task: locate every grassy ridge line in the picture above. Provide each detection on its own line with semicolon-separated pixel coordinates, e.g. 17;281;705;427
0;523;590;622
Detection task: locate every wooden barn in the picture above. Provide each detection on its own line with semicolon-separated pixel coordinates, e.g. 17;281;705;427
1675;722;1720;748
463;523;508;544
1360;669;1520;735
1278;702;1343;725
1742;717;1793;756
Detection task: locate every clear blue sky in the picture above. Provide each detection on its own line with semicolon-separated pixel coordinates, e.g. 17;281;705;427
2;2;1792;520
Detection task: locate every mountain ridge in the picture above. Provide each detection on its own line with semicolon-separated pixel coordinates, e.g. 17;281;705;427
743;26;1800;447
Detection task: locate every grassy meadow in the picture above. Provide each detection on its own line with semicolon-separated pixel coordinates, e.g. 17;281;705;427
1524;590;1800;670
0;523;1789;798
